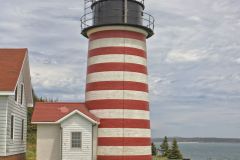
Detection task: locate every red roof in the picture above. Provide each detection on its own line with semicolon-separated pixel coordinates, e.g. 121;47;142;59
32;102;99;123
0;48;27;91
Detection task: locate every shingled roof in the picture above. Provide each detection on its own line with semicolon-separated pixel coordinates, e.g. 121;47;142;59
0;48;27;91
0;48;33;107
32;102;100;124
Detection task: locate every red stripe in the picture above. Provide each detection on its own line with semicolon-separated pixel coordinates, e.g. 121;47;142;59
99;119;150;129
98;137;151;146
86;81;148;92
88;47;146;58
86;100;149;111
97;155;152;160
87;63;147;74
89;30;146;41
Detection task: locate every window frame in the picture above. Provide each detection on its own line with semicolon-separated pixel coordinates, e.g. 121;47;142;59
71;132;82;149
21;119;24;141
10;114;15;140
20;83;24;105
14;85;18;102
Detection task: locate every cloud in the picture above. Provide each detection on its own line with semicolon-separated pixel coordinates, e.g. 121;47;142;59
0;0;240;138
235;58;240;64
165;49;208;63
188;16;202;22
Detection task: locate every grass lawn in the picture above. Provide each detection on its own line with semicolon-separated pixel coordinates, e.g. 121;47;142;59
27;143;36;160
153;156;168;160
26;132;36;160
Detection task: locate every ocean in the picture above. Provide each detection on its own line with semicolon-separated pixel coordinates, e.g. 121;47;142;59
155;142;240;160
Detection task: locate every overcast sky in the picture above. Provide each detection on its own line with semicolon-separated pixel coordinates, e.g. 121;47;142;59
0;0;240;138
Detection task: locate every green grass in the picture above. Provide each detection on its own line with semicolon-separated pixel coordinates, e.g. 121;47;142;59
26;132;36;160
26;107;37;160
153;156;168;160
26;143;36;160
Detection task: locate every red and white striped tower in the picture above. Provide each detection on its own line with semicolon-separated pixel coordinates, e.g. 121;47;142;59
81;0;154;159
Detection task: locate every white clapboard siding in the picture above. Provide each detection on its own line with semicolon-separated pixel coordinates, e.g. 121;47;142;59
61;114;93;160
5;62;28;156
0;96;8;156
37;124;61;160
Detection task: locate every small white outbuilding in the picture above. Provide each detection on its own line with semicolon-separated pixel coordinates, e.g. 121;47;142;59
32;102;99;160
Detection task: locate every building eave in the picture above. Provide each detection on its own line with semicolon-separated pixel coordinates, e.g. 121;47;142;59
32;122;59;124
0;91;14;96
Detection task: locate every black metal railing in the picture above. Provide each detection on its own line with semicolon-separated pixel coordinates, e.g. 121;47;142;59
142;12;155;31
92;0;144;5
80;11;155;32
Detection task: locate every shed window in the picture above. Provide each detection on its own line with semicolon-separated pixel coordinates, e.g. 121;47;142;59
10;115;14;140
20;84;24;105
15;86;18;102
71;132;82;148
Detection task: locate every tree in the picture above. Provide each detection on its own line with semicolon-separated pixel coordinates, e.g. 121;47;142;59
32;89;59;103
28;89;59;142
160;136;169;157
152;142;157;156
168;138;183;159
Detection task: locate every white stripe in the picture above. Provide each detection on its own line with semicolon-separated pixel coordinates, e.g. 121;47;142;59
87;71;148;84
90;109;150;119
87;25;148;37
98;128;151;137
88;54;147;66
89;38;146;51
86;90;148;101
98;146;151;156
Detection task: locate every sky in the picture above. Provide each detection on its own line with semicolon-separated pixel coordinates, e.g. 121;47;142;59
0;0;240;138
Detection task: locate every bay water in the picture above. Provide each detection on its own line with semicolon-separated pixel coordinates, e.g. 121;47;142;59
155;142;240;160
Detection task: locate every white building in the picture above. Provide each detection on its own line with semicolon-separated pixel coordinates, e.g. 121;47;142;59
0;49;33;160
31;102;99;160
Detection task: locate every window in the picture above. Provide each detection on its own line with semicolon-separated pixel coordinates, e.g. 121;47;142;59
20;84;24;105
21;119;24;140
71;132;82;148
14;85;18;102
10;115;14;140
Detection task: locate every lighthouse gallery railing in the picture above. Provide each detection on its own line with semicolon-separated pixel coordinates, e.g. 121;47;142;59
80;10;155;32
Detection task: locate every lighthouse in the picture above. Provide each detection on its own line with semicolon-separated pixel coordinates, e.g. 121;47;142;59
81;0;154;159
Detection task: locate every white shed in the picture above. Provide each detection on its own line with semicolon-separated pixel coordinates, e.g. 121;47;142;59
32;102;99;160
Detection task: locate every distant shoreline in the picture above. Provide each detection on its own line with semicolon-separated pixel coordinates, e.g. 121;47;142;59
153;137;240;143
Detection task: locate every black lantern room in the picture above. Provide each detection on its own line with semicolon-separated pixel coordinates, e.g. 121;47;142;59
81;0;154;38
